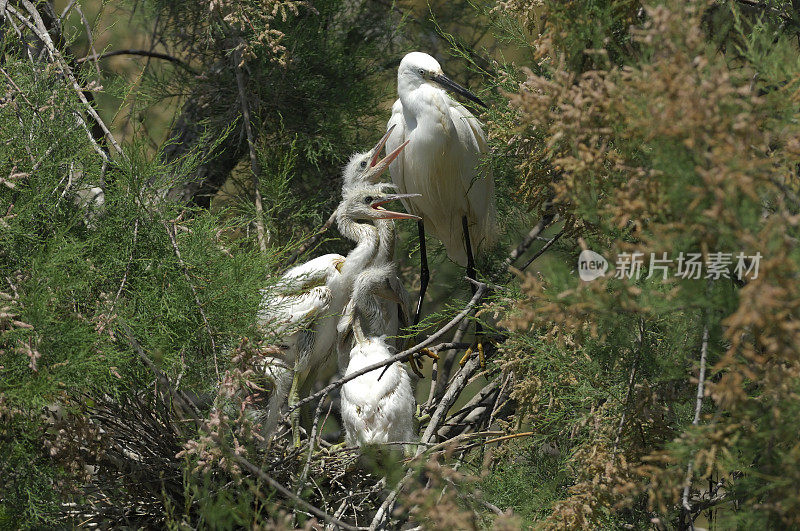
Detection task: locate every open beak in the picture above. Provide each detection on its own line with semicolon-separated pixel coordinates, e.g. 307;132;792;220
365;126;410;183
369;125;395;167
371;193;421;220
432;73;487;108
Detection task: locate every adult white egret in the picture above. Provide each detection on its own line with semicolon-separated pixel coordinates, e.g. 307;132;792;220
257;184;419;445
385;51;496;324
339;264;417;454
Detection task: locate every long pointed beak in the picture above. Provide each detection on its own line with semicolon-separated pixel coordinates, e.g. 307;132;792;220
432;73;487;108
369;125;396;167
365;137;409;184
371;193;421;220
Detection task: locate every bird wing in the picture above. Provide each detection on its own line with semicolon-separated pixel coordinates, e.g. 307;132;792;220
258;253;344;341
386;100;412;213
447;100;497;251
258;286;333;339
277;253;345;295
385;275;412;331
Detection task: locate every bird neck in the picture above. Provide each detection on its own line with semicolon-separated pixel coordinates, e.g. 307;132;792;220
337;215;379;278
373;219;396;265
398;80;440;117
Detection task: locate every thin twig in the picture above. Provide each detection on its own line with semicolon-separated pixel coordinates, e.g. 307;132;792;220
12;1;123;156
501;209;557;271
73;3;101;77
59;0;78;21
118;320;202;422
681;318;710;522
75;49;198;74
226;453;360;531
285;210;338;267
613;318;645;457
296;399;325;496
430;312;471;408
0;65;38;113
233;48;267;254
111;219;139;314
519;228;566;272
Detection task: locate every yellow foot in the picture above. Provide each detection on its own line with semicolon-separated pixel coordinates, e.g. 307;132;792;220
420;347;439;360
324;442;347;455
407;355;424;377
459;342;486;368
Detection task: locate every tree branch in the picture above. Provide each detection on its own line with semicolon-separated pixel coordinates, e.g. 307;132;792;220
288;283;487;415
233;49;268;254
76;49;198;74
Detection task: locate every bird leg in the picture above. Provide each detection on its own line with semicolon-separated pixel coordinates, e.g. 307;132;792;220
288;368;302;448
407;220;433;377
460;216;485;368
413;220;429;326
463;216;477;295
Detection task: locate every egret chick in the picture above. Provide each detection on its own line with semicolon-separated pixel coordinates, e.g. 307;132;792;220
340;275;417;454
258;186;419;446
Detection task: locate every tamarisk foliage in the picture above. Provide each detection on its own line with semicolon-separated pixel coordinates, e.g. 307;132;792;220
483;0;800;527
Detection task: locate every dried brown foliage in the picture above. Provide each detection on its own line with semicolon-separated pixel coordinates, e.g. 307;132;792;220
490;0;800;526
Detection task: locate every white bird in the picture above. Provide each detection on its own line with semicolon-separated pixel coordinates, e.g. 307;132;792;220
339;264;417;454
256;182;418;445
336;129;415;367
385;51;496;323
256;253;344;444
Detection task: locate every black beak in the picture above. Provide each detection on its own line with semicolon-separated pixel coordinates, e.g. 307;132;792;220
432;73;487;108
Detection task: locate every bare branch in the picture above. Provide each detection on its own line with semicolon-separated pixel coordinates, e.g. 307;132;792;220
289;284;487;415
233;48;268;254
75;49;198;74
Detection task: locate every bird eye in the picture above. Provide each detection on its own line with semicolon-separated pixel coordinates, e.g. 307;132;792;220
418;68;425;76
360;160;367;169
364;196;374;204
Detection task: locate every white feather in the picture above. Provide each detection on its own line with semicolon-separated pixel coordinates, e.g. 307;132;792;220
340;336;416;450
387;52;496;266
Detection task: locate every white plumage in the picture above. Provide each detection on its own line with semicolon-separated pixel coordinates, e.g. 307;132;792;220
340;334;416;451
339;265;416;452
335;139;415;365
386;51;496;266
256;181;418;444
256;253;344;440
